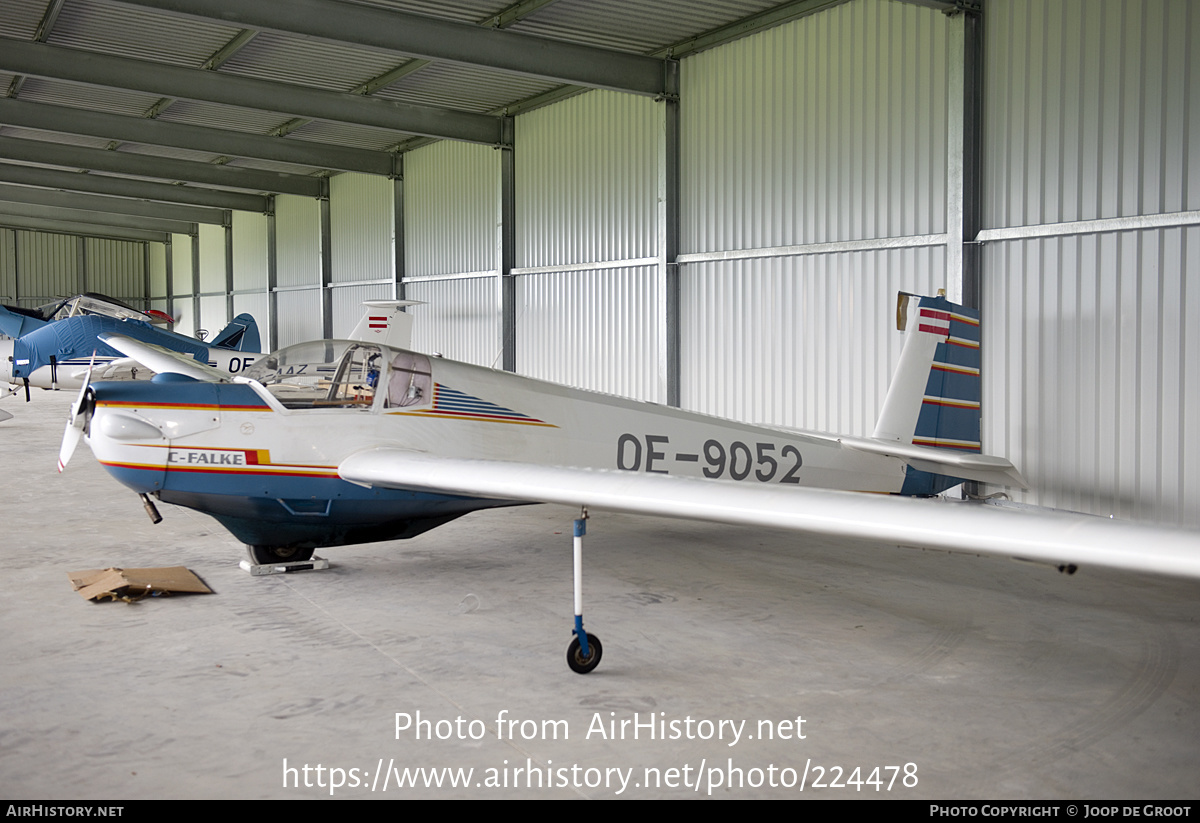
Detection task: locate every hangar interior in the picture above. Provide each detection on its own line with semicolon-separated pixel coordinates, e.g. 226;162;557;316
1;0;1198;800
1;0;1195;528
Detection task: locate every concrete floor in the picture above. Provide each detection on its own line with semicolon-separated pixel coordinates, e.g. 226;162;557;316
1;387;1198;800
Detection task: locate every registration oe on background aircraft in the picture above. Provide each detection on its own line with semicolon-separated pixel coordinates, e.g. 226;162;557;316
56;293;1200;673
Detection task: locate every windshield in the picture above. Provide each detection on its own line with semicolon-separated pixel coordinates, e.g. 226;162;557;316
244;340;384;410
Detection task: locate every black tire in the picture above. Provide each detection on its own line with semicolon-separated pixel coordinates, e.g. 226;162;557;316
566;633;602;674
247;545;315;565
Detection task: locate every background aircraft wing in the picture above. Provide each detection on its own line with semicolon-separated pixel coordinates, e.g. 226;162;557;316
98;333;230;382
339;448;1200;581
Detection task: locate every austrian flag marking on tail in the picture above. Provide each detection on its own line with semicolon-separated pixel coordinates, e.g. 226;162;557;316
918;308;952;337
368;316;388;331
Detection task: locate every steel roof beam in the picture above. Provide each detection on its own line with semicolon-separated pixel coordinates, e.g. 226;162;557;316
0;99;393;175
0;183;225;224
0;200;195;235
0;163;268;211
0;214;169;244
0;136;324;196
0;40;505;146
109;0;667;95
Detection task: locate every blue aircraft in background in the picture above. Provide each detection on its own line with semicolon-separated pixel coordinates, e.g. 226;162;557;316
0;292;261;400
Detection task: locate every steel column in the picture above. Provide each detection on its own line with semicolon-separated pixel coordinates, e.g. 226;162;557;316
658;62;681;407
499;118;516;373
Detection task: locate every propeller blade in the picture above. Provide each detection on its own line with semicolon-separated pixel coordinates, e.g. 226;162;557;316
58;353;97;473
57;423;81;473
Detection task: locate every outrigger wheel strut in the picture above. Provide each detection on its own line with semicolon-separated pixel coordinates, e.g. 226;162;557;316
567;507;602;674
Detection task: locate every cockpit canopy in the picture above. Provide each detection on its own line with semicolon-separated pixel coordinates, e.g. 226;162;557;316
243;340;432;411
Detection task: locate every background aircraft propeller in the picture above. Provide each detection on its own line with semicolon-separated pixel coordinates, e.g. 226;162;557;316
57;355;96;472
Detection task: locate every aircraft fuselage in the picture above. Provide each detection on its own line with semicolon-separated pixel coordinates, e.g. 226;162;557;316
83;341;908;550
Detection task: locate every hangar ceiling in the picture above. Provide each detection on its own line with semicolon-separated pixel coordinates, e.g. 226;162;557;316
0;0;946;240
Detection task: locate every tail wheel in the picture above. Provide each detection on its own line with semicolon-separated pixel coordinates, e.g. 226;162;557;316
247;545;315;565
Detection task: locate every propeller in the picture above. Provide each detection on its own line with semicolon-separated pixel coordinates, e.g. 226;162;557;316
58;353;97;473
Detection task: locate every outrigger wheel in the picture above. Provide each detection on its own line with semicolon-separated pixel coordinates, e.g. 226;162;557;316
566;632;602;674
566;512;603;674
247;545;315;565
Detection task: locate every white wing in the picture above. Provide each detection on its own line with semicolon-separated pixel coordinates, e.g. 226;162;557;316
98;333;230;383
339;448;1200;581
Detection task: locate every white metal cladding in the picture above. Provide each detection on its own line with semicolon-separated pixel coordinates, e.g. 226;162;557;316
515;265;659;400
515;90;658;268
232;212;268;292
275;195;321;289
0;229;15;301
275;288;323;349
84;238;143;301
199;295;226;340
331;282;395;338
984;0;1199;227
980;0;1200;528
148;242;167;300
170;233;192;298
982;230;1199;528
15;231;77;303
681;249;944;433
331;173;394;284
406;141;498;277
404;276;499;366
232;291;270;355
681;0;948;253
198;223;226;294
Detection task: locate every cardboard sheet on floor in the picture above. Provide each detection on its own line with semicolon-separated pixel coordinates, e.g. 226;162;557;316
68;566;213;601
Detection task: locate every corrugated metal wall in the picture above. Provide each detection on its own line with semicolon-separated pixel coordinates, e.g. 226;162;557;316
680;0;951;434
274;194;323;346
198;223;225;295
149;242;167;301
330;173;396;338
517;91;657;268
170;232;194;333
514;90;660;397
682;0;948;252
331;172;393;284
14;232;77;305
0;230;16;302
683;250;945;431
405;276;500;365
232;211;269;349
170;232;192;300
980;0;1200;526
232;211;267;292
404;141;500;364
84;238;144;302
406;141;498;277
275;287;322;347
517;265;659;399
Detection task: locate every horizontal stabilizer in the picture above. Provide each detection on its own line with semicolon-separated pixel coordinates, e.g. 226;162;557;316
839;436;1028;489
98;333;230;383
339;450;1200;581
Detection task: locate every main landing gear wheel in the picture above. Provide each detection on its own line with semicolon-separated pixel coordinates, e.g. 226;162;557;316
566;633;602;674
247;545;315;565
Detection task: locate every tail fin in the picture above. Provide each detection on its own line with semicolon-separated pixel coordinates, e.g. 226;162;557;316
209;313;261;352
349;301;422;348
871;292;986;495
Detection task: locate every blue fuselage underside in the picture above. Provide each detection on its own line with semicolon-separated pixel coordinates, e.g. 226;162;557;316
103;463;516;549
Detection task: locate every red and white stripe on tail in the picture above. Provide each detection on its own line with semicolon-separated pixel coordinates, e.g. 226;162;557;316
348;301;422;349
